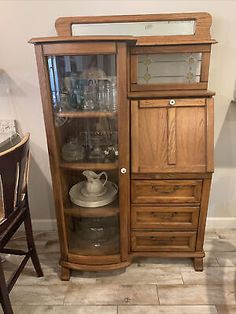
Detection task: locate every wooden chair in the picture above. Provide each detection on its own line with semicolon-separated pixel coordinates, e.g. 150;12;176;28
0;133;43;314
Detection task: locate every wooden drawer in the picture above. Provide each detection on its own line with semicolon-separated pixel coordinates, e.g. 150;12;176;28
131;206;199;230
131;180;202;204
131;231;196;252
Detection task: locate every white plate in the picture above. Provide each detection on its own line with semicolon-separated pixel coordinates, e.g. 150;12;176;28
69;181;118;207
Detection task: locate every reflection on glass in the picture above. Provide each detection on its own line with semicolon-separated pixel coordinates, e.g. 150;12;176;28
60;119;118;164
61;137;85;162
137;52;202;84
47;55;117;113
47;53;120;257
72;20;195;37
68;215;120;256
67;169;120;256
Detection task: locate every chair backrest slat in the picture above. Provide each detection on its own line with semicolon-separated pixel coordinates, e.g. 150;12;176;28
0;134;30;219
1;165;18;217
16;154;28;205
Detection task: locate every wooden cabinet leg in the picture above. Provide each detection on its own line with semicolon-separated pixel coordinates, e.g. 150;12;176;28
61;266;71;281
193;257;204;271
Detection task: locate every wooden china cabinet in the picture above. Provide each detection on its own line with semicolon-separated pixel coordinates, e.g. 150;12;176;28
30;12;216;279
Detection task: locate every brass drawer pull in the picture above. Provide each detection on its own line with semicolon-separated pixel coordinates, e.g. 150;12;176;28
151;186;177;194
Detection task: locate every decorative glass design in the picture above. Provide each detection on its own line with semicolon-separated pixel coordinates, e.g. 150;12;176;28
137;53;202;84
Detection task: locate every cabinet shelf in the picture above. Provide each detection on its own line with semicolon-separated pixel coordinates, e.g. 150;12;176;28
56;111;117;119
60;161;118;170
64;200;119;218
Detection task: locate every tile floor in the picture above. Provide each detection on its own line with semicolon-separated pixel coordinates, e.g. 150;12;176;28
1;229;236;314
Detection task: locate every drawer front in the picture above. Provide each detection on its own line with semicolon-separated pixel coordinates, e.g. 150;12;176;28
131;206;199;230
131;231;196;252
131;180;202;204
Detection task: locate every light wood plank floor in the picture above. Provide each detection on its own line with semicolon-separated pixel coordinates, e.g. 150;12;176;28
1;229;236;314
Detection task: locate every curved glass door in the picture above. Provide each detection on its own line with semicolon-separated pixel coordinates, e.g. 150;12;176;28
47;54;120;256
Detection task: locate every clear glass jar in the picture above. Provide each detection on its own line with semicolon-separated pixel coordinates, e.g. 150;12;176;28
97;80;106;111
109;81;117;112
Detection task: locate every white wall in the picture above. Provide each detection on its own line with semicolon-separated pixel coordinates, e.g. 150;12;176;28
0;0;236;229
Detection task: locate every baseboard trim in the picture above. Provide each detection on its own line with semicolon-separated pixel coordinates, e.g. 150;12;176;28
30;217;236;231
31;219;57;231
206;217;236;229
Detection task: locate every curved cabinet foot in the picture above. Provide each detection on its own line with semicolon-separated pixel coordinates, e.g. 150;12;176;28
193;257;203;271
61;266;71;281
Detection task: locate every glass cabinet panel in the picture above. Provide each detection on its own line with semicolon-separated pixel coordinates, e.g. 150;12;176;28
48;55;117;112
137;53;202;84
47;54;120;256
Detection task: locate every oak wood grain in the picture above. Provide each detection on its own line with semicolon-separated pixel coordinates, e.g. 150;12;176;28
130;100;139;173
117;42;130;262
196;177;212;252
200;51;211;82
131;82;208;92
131;231;197;252
131;44;211;54
131;99;207;173
55;13;214;46
167;108;176;165
68;253;120;265
59;161;118;171
139;98;206;108
56;111;117;118
131;205;199;229
43;42;116;55
61;259;131;271
206;97;214;172
131;180;202;204
128;90;215;98
31;11;215;273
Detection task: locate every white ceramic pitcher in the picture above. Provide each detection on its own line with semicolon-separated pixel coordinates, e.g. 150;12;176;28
82;170;108;196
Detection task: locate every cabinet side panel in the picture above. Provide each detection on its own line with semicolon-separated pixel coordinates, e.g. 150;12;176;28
196;177;212;252
34;45;68;260
206;98;214;172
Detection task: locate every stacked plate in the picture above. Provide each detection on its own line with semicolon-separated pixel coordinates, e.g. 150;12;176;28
69;181;118;207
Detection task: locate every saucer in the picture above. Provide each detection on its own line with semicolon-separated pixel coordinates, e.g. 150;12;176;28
69;181;118;207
